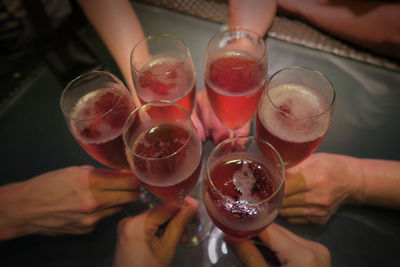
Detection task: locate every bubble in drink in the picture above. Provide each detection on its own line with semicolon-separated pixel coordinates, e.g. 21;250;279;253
129;123;202;202
257;83;330;167
205;51;266;130
136;57;196;113
203;153;282;238
70;88;135;169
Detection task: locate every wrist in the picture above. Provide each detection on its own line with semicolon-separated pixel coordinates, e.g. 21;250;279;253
0;182;35;240
345;156;365;205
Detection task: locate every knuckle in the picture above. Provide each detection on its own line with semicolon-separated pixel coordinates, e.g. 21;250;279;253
79;216;100;228
117;217;138;236
240;249;260;266
78;196;99;213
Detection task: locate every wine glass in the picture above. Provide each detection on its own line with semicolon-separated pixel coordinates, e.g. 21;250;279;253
204;27;267;137
203;136;285;265
256;66;335;168
123;100;211;245
203;136;285;238
60;71;136;170
130;34;197;114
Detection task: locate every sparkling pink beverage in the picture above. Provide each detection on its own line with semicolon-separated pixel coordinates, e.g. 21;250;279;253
136;57;196;114
256;84;330;168
205;52;266;130
130;123;202;202
70;89;135;170
203;153;283;238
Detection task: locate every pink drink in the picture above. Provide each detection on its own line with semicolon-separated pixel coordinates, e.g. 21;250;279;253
205;52;266;130
256;84;330;168
137;57;196;113
203;153;282;238
70;89;135;170
131;123;202;202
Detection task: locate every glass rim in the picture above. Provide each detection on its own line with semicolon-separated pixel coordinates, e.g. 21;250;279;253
130;34;190;76
206;27;266;70
60;70;126;122
122;100;194;161
205;135;285;206
266;66;336;120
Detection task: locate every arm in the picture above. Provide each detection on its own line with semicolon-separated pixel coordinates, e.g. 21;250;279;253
76;0;145;97
280;153;400;225
354;158;400;208
277;0;400;60
229;0;277;37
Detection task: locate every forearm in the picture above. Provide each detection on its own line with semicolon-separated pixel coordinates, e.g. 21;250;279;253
77;0;145;99
277;0;400;59
351;158;400;208
229;0;277;37
0;182;34;241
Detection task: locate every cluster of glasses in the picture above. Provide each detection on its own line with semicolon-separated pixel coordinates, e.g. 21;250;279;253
60;27;335;255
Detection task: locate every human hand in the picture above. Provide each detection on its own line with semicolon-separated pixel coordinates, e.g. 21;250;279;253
113;197;199;267
0;166;140;240
279;153;363;224
192;90;250;144
225;223;331;267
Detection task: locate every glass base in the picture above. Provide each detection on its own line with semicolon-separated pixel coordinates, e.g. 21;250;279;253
203;227;280;266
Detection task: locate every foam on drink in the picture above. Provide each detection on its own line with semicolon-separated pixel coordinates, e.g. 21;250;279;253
259;84;330;143
137;57;196;103
131;123;202;187
70;89;128;144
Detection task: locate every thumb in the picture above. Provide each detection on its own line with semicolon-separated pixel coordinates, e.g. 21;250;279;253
160;197;199;249
152;197;199;266
257;223;304;263
224;236;268;267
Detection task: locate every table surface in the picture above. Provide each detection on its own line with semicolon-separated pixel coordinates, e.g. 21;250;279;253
1;2;400;267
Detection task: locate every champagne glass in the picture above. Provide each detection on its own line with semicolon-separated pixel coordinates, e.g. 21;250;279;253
204;27;267;137
130;34;197;114
203;136;285;239
60;71;136;170
123;100;211;245
256;66;335;168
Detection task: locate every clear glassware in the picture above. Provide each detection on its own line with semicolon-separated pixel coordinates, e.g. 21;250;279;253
60;71;136;170
204;27;267;137
123;100;211;245
131;34;197;114
203;136;285;239
256;66;335;168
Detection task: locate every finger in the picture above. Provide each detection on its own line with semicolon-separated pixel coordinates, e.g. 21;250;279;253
259;223;310;249
159;197;199;249
285;217;310;224
282;193;307;207
191;111;206;142
224;236;268;267
280;207;313;217
284;173;307;196
90;168;141;190
236;121;251;136
96;189;141;207
145;202;181;236
257;223;305;262
98;206;125;219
